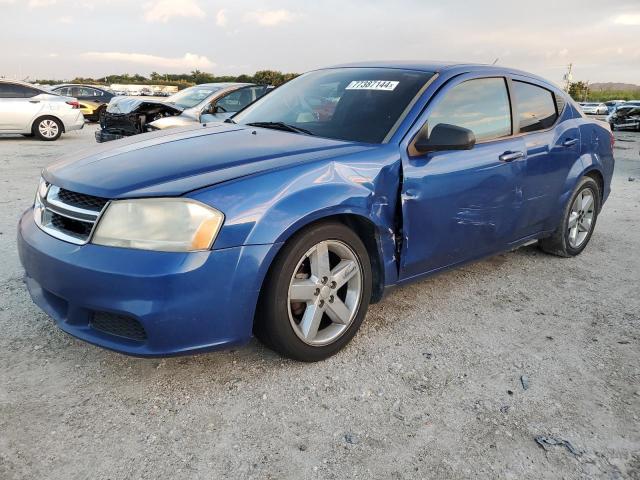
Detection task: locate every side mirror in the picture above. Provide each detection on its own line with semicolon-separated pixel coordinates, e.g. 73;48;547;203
414;123;476;154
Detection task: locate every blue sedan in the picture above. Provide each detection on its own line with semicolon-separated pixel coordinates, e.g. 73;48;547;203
18;62;614;361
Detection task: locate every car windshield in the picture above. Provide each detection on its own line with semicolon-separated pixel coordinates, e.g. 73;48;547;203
167;85;221;109
233;68;434;143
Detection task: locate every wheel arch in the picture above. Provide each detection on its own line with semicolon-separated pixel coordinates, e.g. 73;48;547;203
261;211;388;305
30;114;66;134
583;167;604;207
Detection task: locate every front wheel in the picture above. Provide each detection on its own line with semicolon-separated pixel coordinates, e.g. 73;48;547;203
539;176;600;257
255;222;372;362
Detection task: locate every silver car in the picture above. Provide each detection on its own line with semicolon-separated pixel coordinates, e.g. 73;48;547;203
148;83;270;130
580;102;608;115
96;83;271;142
0;79;85;141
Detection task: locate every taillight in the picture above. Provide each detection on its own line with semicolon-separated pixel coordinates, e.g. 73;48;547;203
610;131;615;150
66;100;80;109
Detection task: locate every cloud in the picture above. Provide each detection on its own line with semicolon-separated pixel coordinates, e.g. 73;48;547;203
143;0;205;23
216;9;228;27
244;9;297;27
28;0;56;7
612;14;640;25
81;52;214;70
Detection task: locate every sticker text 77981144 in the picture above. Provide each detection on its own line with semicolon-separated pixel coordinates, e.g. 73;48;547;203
345;80;399;91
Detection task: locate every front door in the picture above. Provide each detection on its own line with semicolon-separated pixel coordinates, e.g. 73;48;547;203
399;76;527;280
0;83;44;131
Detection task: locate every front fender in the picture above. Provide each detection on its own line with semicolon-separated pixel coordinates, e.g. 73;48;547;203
189;148;402;287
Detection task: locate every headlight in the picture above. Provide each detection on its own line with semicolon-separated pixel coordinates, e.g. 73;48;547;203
92;198;224;252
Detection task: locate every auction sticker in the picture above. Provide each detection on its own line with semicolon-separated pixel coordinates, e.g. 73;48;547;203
346;80;399;91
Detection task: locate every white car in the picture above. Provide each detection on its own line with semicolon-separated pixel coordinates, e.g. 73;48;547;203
580;102;608;115
0;79;85;141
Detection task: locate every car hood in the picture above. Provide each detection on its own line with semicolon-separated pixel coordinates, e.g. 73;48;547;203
106;96;184;114
43;123;376;198
148;115;199;130
149;112;230;130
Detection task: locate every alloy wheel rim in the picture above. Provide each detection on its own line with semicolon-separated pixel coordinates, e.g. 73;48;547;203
567;189;595;248
287;240;363;346
38;119;59;138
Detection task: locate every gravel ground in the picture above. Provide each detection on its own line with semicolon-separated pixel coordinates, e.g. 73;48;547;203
0;124;639;480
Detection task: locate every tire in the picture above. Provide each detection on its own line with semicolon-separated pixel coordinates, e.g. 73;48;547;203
255;222;372;362
33;116;62;141
539;176;600;257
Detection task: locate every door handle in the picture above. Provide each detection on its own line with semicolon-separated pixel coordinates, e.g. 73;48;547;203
499;151;525;162
562;138;578;147
29;100;40;103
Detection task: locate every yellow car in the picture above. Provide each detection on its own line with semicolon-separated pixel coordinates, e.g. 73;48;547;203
51;84;115;122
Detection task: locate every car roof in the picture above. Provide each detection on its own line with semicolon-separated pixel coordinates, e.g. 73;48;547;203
0;78;41;87
0;78;52;92
322;61;557;87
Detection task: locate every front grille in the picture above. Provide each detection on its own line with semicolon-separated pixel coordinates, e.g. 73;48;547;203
57;188;108;211
90;312;147;341
35;184;109;244
50;212;94;237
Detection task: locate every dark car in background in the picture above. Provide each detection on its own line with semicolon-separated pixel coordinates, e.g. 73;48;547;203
96;83;269;142
52;85;115;122
608;104;640;131
604;100;626;114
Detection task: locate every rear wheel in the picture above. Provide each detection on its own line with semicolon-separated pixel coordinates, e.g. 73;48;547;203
539;176;600;257
33;116;62;141
255;222;372;362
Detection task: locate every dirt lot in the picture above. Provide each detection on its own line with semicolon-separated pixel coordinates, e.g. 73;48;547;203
0;124;638;480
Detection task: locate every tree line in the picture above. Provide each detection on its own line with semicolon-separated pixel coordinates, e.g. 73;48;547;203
568;81;639;102
34;69;299;89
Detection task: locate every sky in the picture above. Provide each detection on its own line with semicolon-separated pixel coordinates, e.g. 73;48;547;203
1;0;639;86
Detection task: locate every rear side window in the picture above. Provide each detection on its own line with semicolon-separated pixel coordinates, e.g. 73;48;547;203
513;81;558;133
216;87;258;113
21;86;41;98
78;87;102;97
428;77;512;142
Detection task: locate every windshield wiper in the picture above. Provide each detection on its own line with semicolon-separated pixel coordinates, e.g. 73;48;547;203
245;122;314;135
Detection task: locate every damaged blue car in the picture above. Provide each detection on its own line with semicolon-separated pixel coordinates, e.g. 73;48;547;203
18;62;614;361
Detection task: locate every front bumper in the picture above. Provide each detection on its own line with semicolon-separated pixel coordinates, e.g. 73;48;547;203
95;129;127;143
17;208;276;357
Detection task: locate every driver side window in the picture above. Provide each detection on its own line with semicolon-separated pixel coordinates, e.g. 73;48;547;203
427;77;512;143
215;88;255;113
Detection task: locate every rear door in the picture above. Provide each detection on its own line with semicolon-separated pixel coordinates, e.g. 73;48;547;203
0;83;45;131
399;75;528;280
510;78;580;235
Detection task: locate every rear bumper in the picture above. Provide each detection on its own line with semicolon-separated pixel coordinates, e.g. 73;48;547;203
64;112;85;132
17;208;276;357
